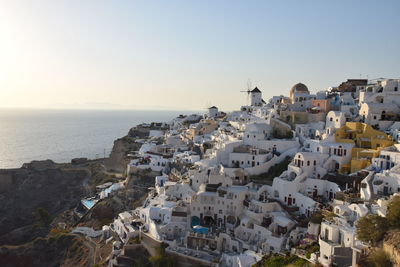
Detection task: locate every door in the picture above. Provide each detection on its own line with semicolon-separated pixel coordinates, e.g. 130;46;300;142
287;197;292;206
335;162;340;171
383;186;389;196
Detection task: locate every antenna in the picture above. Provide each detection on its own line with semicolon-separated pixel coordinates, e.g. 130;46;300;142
204;102;211;114
240;79;252;105
247;79;252;91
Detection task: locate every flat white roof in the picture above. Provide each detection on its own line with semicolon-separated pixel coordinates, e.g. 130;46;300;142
274;215;292;227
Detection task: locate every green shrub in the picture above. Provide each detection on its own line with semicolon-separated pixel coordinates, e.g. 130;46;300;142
305;245;319;259
251;156;291;184
356;214;388;245
149;243;175;267
253;254;312;267
387;196;400;228
309;212;323;224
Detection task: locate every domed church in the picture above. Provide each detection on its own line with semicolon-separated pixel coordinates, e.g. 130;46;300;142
289;83;310;104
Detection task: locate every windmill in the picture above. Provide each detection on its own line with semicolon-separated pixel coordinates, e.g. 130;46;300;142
240;79;253;105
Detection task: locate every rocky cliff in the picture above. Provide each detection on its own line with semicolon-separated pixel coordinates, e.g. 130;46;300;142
0;160;90;245
0;233;90;267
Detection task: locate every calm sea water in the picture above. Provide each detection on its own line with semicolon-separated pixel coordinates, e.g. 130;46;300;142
0;109;192;169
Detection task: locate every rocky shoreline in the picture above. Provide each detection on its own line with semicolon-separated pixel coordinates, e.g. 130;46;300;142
0;123;160;267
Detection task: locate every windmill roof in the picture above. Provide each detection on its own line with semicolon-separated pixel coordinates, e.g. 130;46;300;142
251;87;261;93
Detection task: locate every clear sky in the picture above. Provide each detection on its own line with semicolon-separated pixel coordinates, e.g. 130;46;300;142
0;0;399;111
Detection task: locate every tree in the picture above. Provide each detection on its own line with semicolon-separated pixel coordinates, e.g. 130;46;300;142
309;212;323;224
356;214;388;245
387;195;400;228
149;243;174;267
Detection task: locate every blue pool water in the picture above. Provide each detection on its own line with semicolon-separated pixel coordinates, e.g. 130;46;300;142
81;199;98;210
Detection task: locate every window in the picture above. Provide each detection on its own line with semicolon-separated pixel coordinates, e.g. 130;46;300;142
314;160;316;165
307;161;310;166
330;117;333;121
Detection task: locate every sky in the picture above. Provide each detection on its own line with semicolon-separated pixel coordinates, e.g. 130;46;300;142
0;1;399;111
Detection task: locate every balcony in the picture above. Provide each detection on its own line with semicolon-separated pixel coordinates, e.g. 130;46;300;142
319;236;340;247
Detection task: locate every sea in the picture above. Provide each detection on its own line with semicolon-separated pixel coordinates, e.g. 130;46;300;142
0;108;196;169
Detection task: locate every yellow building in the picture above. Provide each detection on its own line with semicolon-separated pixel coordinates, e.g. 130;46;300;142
186;119;219;141
335;122;394;173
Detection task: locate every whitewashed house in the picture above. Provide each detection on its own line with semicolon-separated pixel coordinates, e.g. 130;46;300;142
318;218;363;267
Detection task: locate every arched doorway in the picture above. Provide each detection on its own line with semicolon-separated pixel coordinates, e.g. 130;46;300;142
191;216;200;227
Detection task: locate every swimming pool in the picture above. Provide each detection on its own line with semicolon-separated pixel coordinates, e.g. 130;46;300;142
81;198;98;210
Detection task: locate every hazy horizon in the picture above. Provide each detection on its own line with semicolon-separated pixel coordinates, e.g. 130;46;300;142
0;104;204;112
1;0;399;111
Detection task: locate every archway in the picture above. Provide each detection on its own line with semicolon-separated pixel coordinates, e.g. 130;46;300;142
191;216;200;227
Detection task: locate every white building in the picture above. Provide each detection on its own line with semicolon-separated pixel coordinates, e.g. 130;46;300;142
326;111;346;130
318;218;363;267
112;212;138;243
208;106;219;118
